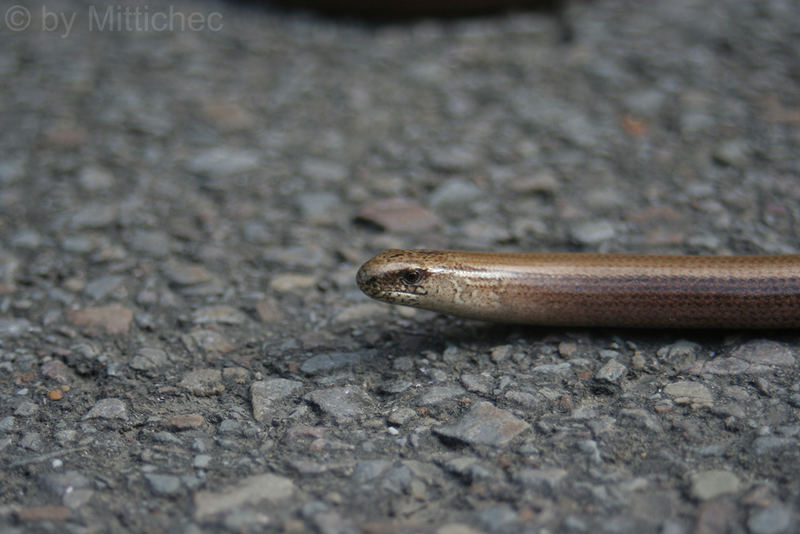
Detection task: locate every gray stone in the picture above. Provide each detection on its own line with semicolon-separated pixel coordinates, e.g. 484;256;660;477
596;359;627;383
578;439;602;464
152;431;183;445
42;355;70;384
242;221;272;244
295;192;341;218
222;510;272;531
11;229;43;248
713;139;750;167
504;391;541;408
693;342;795;376
300;352;365;375
392;357;415;372
753;436;796;455
19;431;43;451
352;460;393;482
490;345;513;363
0;251;20;285
218;419;241;434
162;263;213;286
619;409;664;433
299;157;348;182
181;330;234;359
130;348;169;371
84;275;125;301
0;158;25;184
731;340;794;368
42;470;91;496
657;340;701;371
380;379;413;395
356;198;439;233
436;525;484;534
63;488;94;510
191;305;248;325
69;204;117;229
748;506;793;534
430;179;483;209
194;473;295;519
443;457;493;482
306;386;374;423
311;511;352;534
532;362;572;376
428;145;479;172
0;416;14;432
386;407;416;426
61;235;95;253
14;401;38;417
695;357;750;375
128;230;171;258
663;381;713;408
55;429;78;445
194;454;212;469
270;274;317;292
67;305;133;335
460;373;493;395
690;470;741;500
251;378;304;423
189;148;261;177
571;220;616;245
417;386;465;406
0;318;31;338
180;369;224;396
78;166;114;191
514;467;567;494
83;398;128;420
381;465;413;494
434;401;529;447
145;474;182;496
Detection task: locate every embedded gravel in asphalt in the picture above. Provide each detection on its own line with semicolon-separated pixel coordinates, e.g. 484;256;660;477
1;0;800;532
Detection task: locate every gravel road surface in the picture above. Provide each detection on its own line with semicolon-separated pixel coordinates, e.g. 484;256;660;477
1;0;800;532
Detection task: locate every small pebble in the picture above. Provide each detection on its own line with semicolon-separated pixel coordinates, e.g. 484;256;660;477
191;305;248;325
128;230;171;258
434;401;529;447
193;473;295;520
188;148;261;177
305;386;374;423
251;378;304;423
270;274;317;292
356;198;439;233
164;414;204;431
571;220;616;245
162;263;213;286
690;470;741;501
144;474;182;496
83;398;128;420
595;359;627;384
180;369;224;396
748;506;793;534
130;348;169;371
417;386;466;406
67;305;133;335
663;381;713;408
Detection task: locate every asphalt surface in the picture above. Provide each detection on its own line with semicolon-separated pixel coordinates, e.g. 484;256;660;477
1;0;800;532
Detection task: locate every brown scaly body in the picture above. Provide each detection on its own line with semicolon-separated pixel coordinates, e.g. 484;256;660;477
356;249;800;328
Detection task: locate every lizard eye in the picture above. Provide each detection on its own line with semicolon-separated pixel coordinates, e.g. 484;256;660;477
400;269;422;285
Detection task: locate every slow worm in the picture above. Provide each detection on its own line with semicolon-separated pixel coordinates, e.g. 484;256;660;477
356;249;800;328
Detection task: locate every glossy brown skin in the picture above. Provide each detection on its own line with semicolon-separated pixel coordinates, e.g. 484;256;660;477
356;249;800;328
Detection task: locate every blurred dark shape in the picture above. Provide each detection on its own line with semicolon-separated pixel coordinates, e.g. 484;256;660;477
260;0;566;18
